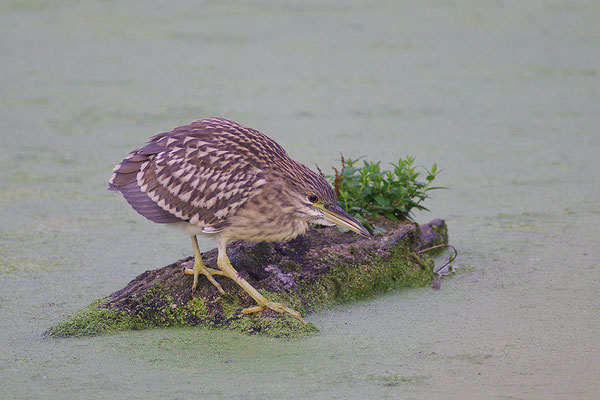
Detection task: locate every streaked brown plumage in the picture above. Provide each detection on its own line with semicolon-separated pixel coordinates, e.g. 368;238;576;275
109;117;369;323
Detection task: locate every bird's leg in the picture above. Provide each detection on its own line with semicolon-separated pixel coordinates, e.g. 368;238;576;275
216;241;306;324
184;235;226;294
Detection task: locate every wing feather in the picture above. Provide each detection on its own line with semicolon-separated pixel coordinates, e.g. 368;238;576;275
109;117;271;228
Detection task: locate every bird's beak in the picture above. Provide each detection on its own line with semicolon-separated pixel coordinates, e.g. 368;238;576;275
316;203;372;238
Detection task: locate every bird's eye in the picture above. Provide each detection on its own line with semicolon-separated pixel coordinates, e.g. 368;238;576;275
308;194;318;203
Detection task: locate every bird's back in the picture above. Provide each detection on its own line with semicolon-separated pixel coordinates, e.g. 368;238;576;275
109;117;290;230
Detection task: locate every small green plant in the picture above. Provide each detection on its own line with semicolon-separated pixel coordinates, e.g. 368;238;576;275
328;155;444;231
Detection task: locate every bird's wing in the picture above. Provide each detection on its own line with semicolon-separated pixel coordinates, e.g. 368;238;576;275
109;118;269;229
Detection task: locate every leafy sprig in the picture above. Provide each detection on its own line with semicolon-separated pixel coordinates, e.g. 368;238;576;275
329;155;445;232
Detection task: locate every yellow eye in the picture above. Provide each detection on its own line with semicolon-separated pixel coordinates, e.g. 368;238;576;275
308;194;318;203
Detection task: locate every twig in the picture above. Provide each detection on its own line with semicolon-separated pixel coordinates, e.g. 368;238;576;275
418;243;457;275
332;152;345;197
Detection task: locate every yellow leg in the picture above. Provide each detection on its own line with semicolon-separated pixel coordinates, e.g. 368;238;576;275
216;240;306;324
183;235;226;294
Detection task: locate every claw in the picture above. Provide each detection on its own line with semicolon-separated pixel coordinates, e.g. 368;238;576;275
184;267;225;294
200;239;308;325
242;300;306;324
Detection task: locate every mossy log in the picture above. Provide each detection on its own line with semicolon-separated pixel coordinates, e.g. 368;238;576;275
46;219;447;338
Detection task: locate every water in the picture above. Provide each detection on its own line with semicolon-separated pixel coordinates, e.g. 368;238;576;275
1;1;599;398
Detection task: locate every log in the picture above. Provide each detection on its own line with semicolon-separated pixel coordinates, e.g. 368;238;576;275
46;219;448;338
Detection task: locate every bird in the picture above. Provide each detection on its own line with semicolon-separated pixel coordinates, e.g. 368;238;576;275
108;117;370;324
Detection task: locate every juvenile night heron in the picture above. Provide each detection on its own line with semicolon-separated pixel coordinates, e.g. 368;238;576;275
109;117;369;323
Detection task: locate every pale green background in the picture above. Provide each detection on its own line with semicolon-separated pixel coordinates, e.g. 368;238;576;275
1;1;599;399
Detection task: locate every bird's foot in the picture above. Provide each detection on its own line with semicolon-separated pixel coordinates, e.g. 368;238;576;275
216;252;306;325
184;264;227;294
242;301;306;325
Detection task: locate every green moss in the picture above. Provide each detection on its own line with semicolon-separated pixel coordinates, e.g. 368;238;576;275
429;223;448;250
133;283;188;327
185;297;209;319
279;260;302;273
44;298;144;338
297;246;433;311
219;293;245;319
225;313;318;339
46;285;214;338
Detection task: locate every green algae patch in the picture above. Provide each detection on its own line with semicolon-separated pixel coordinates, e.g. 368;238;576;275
46;219;447;339
45;298;141;338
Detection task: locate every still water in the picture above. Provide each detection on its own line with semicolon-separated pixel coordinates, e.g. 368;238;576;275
1;1;599;398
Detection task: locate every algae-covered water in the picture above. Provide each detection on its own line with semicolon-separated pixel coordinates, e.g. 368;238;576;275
1;1;599;399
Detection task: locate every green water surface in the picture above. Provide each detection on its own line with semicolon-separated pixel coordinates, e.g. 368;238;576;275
1;1;599;399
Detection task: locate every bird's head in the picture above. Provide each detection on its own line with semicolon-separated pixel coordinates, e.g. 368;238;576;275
287;164;371;238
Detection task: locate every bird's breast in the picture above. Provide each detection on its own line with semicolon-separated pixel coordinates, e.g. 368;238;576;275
219;215;309;243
